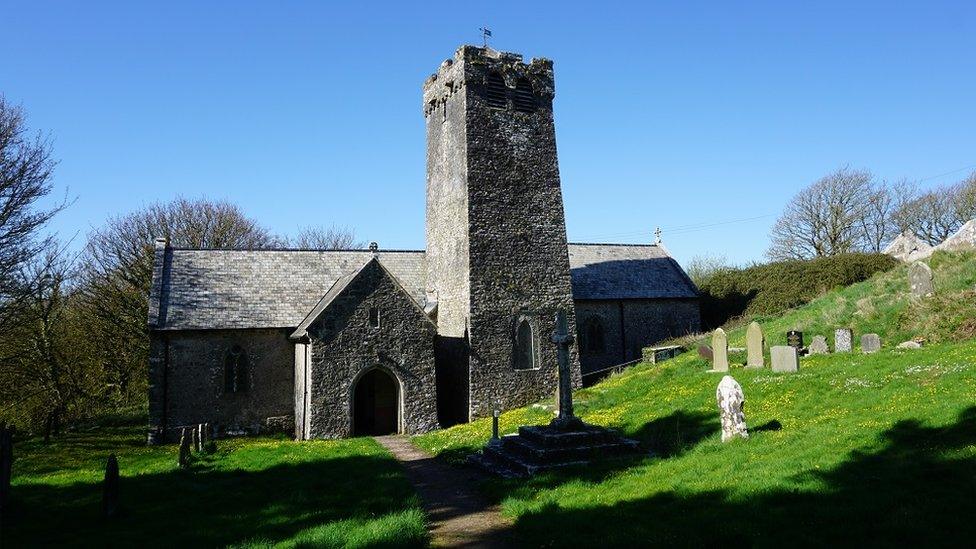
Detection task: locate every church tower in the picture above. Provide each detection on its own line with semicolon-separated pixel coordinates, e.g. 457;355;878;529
423;46;581;423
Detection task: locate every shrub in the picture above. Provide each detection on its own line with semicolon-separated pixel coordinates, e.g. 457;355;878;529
697;253;897;329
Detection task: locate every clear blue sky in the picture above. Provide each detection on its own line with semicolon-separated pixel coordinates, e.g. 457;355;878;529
2;1;974;265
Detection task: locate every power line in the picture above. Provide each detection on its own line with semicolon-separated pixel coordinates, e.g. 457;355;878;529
575;161;974;243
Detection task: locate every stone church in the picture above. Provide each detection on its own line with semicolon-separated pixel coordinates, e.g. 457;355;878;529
147;45;700;443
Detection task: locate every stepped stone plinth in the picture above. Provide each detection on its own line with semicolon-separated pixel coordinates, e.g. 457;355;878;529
469;423;641;478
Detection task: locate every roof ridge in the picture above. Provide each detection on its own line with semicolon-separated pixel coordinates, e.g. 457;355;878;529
568;242;659;247
168;247;427;253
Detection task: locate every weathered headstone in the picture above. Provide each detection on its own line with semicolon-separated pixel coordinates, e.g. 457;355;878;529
896;340;922;350
809;335;829;355
835;328;853;352
771;345;799;373
698;345;713;362
786;330;804;350
711;328;729;372
178;427;191;469
191;425;200;453
746;322;764;368
716;376;748;442
0;423;12;512
861;334;881;354
103;454;119;518
909;261;934;298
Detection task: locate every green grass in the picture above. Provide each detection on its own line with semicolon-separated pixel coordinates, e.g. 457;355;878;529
414;251;976;546
4;426;427;548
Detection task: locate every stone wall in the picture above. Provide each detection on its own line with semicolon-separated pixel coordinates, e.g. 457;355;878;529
147;328;294;443
304;260;439;439
424;46;581;421
574;299;701;380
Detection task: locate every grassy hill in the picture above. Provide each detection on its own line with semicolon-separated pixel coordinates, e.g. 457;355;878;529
415;251;976;546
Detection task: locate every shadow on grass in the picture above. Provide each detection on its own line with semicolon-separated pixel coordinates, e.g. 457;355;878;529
630;410;720;458
2;447;427;548
505;406;976;547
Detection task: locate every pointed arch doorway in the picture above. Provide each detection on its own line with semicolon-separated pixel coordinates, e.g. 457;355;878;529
353;368;400;436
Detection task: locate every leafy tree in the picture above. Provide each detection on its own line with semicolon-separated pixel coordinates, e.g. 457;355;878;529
79;197;281;403
0;97;66;337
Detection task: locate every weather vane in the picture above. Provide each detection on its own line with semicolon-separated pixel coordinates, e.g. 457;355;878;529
479;27;492;48
655;227;663;244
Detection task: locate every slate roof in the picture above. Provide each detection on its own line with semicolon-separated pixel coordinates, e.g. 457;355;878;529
150;249;426;331
150;243;697;331
567;243;699;300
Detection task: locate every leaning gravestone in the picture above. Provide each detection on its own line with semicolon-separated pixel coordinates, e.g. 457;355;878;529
862;334;881;354
746;322;764;368
835;328;853;352
809;335;829;355
103;454;119;518
786;330;804;350
711;328;729;372
191;425;200;453
716;376;748;442
909;262;934;298
178;428;191;469
771;345;799;373
698;345;713;362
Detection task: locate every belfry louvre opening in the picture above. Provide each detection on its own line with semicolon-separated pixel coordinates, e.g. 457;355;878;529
484;72;507;109
512;78;536;112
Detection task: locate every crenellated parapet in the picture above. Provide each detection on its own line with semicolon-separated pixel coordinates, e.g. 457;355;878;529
422;46;555;119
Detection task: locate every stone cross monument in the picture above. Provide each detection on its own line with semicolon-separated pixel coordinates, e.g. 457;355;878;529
551;309;584;431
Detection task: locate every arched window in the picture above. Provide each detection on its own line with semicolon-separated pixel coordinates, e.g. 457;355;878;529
582;317;606;354
484;71;507;109
514;318;538;370
369;307;380;329
511;77;536;113
224;345;249;393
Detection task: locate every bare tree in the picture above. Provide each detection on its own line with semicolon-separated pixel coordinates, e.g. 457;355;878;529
895;189;961;245
79;197;280;401
767;167;874;260
292;225;362;250
952;171;976;223
0;97;66;336
686;253;731;286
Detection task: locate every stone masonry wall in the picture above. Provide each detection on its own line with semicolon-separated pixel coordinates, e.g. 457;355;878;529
424;46;581;421
306;260;439;439
147;328;294;443
574;299;701;380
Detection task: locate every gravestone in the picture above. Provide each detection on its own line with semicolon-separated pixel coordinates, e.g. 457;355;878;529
746;322;764;368
771;345;799;373
909;262;934;298
191;425;200;453
178;428;191;469
786;330;804;350
711;328;729;372
897;340;922;350
103;454;119;518
698;345;713;362
0;423;12;512
835;328;853;352
862;334;881;354
716;376;748;442
809;335;829;355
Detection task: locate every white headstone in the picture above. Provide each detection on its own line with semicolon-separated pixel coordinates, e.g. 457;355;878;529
835;329;853;352
746;322;764;368
771;346;799;373
711;328;729;372
716;375;748;442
